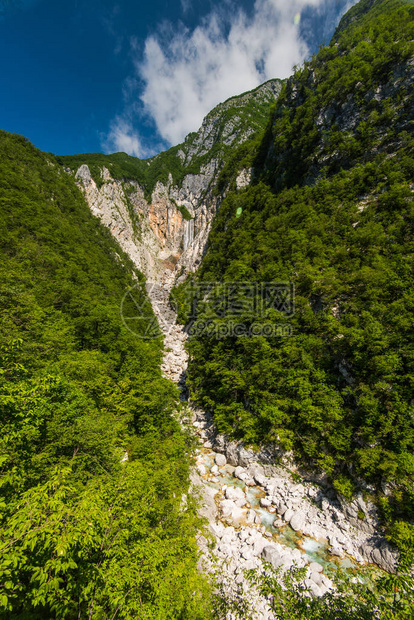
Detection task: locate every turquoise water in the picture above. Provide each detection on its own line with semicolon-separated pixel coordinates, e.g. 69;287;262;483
199;447;359;574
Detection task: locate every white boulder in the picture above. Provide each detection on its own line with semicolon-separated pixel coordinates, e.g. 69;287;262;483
215;453;227;467
290;511;306;532
225;486;245;502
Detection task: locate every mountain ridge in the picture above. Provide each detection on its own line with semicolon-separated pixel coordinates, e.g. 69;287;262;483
60;78;282;197
183;0;414;540
58;78;282;287
1;0;414;616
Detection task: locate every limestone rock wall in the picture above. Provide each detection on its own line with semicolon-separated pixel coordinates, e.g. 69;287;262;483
71;79;283;282
75;163;220;282
75;164;162;280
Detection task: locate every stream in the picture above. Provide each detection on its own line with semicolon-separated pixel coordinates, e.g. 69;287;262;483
147;268;385;618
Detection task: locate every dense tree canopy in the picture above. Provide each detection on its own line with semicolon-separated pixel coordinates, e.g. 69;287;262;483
0;131;209;618
1;1;414;617
175;0;414;537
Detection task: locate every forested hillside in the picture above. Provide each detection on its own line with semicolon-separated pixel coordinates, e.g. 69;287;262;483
0;131;208;619
2;0;414;616
59;79;282;201
177;0;414;543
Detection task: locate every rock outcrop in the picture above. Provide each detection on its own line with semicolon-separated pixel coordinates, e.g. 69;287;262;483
71;69;401;617
71;79;283;283
75;164;162;280
74;163;220;281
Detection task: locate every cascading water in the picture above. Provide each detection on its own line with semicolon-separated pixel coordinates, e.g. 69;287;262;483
147;268;383;618
183;219;194;251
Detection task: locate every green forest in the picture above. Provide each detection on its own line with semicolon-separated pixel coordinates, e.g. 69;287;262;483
176;0;414;547
1;0;414;617
0;131;209;618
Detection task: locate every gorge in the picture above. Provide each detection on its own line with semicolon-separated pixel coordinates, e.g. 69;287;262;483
1;0;413;617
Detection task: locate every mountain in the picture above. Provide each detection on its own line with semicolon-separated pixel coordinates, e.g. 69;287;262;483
0;71;283;620
1;0;414;617
182;0;414;538
59;79;282;280
56;0;413;564
0;130;207;618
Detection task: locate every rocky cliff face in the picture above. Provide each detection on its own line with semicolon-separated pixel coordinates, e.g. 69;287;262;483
67;6;409;581
74;161;220;281
69;79;282;282
179;79;282;165
75;163;163;279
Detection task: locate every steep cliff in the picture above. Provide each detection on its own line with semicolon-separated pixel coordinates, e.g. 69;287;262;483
61;79;282;280
178;0;414;543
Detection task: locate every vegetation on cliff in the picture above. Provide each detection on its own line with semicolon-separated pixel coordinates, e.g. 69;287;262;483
0;131;209;618
1;0;414;616
176;0;414;544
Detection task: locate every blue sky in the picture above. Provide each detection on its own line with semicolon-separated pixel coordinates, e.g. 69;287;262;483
0;0;356;157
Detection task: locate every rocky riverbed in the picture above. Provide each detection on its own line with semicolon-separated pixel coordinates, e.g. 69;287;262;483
148;268;397;618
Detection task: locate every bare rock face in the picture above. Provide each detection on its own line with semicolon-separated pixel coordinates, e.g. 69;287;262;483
148;178;183;254
337;493;378;536
369;546;397;573
75;164;219;282
236;168;252;190
73;135;225;282
72;79;282;285
75;166;162;281
75;164;92;185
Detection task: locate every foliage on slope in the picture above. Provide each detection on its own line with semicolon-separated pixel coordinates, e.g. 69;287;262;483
260;0;414;190
218;558;414;620
0;130;209;619
58;80;282;199
177;0;414;532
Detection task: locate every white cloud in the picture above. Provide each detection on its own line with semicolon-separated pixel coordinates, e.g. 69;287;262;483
180;0;191;15
103;0;356;155
103;117;144;157
137;0;325;146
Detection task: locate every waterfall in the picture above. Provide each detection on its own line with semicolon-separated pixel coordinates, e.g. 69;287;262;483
183;219;194;251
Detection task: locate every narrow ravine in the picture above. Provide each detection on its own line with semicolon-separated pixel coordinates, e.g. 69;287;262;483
147;265;393;619
73;160;397;613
